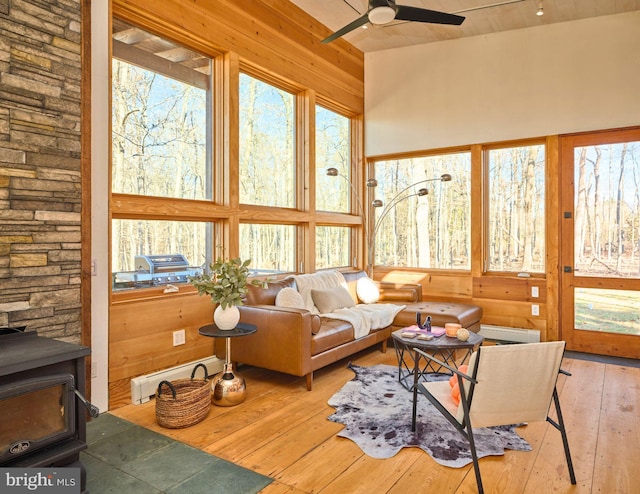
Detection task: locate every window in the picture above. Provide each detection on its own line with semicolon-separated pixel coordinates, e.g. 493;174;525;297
315;106;354;270
239;224;296;275
111;19;362;291
239;73;295;208
574;140;640;277
316;226;351;269
111;19;214;291
316;106;350;213
111;220;212;290
112;20;211;200
487;144;545;273
372;152;471;269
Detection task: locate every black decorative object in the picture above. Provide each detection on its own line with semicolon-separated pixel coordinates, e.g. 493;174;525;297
415;312;431;332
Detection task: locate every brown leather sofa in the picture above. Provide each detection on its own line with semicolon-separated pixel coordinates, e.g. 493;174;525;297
217;270;482;390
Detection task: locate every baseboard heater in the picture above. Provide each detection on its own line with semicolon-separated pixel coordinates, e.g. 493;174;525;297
479;325;540;343
130;356;224;405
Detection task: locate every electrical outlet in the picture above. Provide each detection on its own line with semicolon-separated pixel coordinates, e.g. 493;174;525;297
91;259;97;276
531;304;540;316
531;286;539;298
91;361;97;378
173;329;186;346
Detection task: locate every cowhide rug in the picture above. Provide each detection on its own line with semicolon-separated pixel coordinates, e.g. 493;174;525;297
327;363;531;467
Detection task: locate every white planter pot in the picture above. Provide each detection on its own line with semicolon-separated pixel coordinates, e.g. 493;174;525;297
214;305;240;330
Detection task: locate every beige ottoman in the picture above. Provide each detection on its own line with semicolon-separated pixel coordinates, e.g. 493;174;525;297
392;301;483;333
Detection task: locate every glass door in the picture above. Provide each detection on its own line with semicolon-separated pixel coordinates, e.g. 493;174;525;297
560;128;640;358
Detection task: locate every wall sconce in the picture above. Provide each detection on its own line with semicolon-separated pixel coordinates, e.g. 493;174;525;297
369;174;451;275
536;1;544;16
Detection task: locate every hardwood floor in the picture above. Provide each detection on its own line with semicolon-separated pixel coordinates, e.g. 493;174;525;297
112;345;640;493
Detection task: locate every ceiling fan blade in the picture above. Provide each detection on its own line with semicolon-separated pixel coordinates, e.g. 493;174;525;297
321;14;370;43
395;6;465;26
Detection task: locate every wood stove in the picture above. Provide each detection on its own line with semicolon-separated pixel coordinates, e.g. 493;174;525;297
0;331;93;492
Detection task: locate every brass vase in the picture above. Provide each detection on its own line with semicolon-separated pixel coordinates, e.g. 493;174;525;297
212;362;246;406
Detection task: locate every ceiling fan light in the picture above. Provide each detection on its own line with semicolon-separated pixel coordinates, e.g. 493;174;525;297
368;6;396;25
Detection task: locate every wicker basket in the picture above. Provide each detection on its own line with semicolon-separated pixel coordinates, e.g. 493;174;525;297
155;363;211;428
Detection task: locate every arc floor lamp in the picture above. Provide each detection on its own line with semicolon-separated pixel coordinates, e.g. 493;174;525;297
326;167;451;276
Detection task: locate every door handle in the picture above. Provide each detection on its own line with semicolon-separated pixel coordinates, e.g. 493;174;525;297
563;266;572;273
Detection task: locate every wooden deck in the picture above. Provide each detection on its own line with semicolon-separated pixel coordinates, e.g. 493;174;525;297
112;345;640;493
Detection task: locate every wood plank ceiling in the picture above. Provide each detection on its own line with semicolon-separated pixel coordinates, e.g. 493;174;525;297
289;0;640;52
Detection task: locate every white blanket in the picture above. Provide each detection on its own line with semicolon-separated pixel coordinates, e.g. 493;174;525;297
291;271;404;339
292;271;348;314
323;303;406;339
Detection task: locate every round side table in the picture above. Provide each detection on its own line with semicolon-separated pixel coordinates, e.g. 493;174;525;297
198;322;257;406
392;328;484;391
392;328;484;431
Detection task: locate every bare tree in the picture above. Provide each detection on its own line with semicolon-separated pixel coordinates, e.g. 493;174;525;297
615;144;628;272
574;148;588;264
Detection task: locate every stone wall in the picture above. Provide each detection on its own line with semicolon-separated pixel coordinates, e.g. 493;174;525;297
0;0;82;342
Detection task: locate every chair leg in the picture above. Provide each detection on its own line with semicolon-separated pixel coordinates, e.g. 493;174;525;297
553;387;577;484
465;421;485;494
411;385;418;432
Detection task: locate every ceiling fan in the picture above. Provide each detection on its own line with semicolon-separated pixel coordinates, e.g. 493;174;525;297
321;0;465;44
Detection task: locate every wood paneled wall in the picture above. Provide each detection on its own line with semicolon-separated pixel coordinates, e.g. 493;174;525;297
375;268;550;337
113;0;364;113
110;290;215;409
107;1;564;408
108;1;365;409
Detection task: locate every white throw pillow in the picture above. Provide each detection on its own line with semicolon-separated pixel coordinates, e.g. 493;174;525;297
275;287;305;309
311;286;355;314
356;276;380;304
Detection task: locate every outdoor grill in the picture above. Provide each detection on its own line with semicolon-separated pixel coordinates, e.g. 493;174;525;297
112;254;202;290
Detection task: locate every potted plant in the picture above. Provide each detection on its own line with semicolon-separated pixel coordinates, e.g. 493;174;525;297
189;256;266;330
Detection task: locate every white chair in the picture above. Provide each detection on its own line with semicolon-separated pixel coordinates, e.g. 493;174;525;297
412;341;576;494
